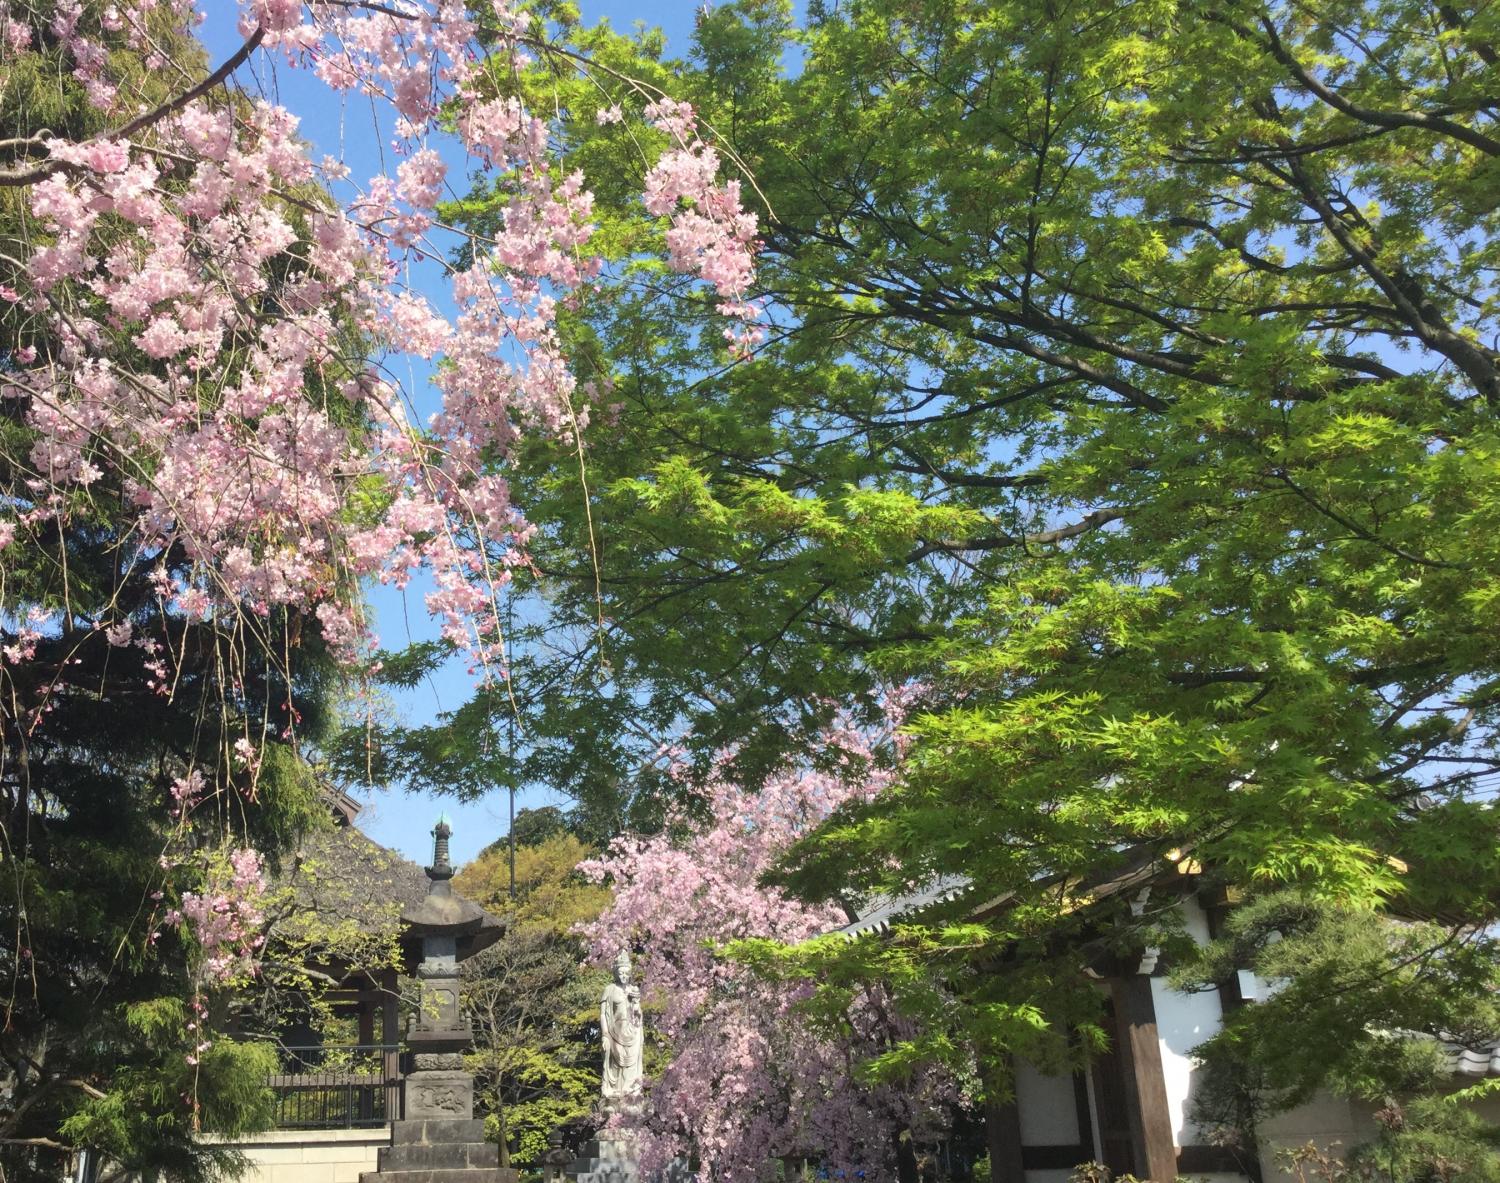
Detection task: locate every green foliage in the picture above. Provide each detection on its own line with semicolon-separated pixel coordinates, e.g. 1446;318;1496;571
482;1045;599;1165
50;1006;276;1183
428;0;1500;1095
460;832;610;1165
458;831;613;936
1346;1099;1500;1183
1277;1105;1500;1183
470;805;594;865
502;806;571;850
1177;894;1500;1179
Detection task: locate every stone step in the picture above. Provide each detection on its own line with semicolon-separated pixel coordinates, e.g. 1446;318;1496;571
360;1170;519;1183
379;1143;500;1172
393;1119;490;1145
566;1169;638;1183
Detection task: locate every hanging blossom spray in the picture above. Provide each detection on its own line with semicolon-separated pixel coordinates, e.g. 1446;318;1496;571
0;0;764;1075
578;690;951;1183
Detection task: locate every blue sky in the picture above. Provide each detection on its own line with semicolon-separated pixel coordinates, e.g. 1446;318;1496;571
199;0;712;865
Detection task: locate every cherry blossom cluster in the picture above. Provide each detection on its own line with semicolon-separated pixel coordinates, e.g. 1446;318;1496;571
3;0;763;693
641;99;764;357
165;847;267;986
578;697;947;1182
161;844;267;1064
1;0;766;1075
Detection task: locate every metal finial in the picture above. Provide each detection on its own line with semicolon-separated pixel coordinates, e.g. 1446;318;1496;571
429;816;453;881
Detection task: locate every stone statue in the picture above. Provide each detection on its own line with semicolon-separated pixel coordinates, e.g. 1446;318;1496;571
599;949;643;1105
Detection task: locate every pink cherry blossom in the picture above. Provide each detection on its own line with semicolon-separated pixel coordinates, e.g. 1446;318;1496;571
168;843;267;1060
171;769;206;819
579;696;949;1182
3;0;766;1068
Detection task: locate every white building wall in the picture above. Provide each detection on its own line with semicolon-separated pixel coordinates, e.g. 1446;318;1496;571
1151;897;1227;1146
1015;1059;1082;1146
204;1126;387;1183
1151;972;1222;1145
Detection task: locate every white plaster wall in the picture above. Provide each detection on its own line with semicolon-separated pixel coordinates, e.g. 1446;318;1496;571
204;1126;387;1183
1015;1059;1082;1146
1151;976;1225;1145
1151;898;1227;1145
1180;897;1213;948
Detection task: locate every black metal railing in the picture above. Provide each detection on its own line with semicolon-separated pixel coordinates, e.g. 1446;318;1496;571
267;1044;403;1130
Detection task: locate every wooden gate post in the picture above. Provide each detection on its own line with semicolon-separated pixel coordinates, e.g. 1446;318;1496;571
1109;974;1177;1182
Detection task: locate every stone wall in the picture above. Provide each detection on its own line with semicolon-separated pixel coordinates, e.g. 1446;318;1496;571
204;1126;388;1183
1259;1089;1500;1179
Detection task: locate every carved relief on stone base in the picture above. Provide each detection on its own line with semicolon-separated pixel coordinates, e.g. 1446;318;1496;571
414;1051;467;1072
404;1070;475;1119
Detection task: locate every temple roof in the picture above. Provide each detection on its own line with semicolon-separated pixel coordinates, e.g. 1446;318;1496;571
830;874;972;939
1445;1043;1500;1078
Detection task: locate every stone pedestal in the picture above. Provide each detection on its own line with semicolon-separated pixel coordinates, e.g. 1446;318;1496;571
360;1118;520;1183
566;1132;640;1183
565;1132;692;1183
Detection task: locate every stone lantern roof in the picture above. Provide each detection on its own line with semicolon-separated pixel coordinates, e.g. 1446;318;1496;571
397;815;505;968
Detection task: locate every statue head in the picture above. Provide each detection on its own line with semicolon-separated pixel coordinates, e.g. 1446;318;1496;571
613;948;632;984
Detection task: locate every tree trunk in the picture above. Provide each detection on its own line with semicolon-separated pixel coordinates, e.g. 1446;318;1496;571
496;1102;511;1168
895;1130;920;1183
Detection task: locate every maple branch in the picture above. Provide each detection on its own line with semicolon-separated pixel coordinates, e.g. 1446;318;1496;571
1258;15;1500;158
906;508;1124;563
1271;470;1471;571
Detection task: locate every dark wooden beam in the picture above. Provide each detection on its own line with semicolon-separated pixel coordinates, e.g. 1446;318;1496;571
1110;974;1178;1182
1073;1068;1097;1158
985;1061;1027;1183
380;965;401;1103
1021;1145;1093;1170
1089;1014;1137;1177
357;997;376;1046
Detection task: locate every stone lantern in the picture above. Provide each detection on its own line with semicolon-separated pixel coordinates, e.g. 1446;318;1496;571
397;815;502;1121
359;819;512;1183
542;1130;575;1183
